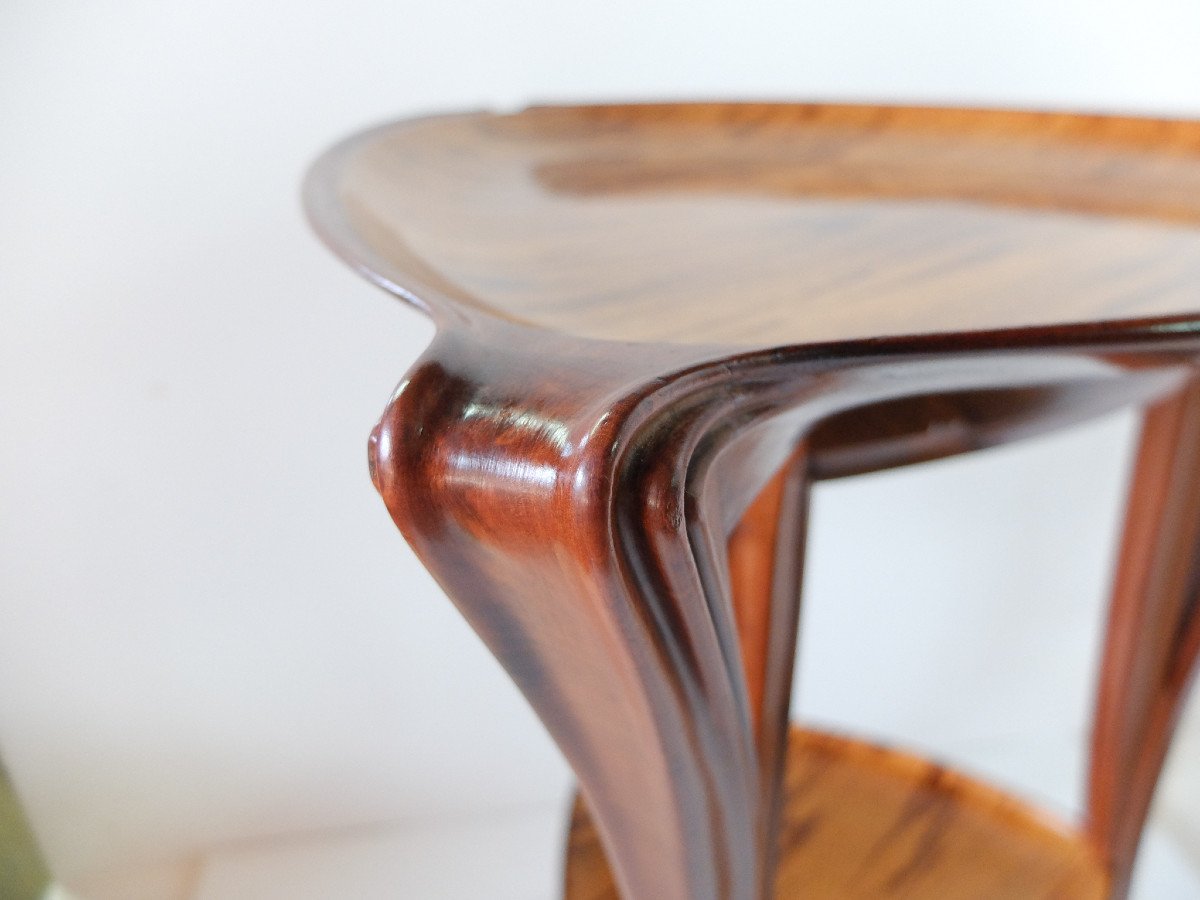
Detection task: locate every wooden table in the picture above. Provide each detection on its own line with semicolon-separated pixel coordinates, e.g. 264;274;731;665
306;103;1200;899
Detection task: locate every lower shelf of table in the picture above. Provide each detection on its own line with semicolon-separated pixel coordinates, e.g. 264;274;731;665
563;726;1108;899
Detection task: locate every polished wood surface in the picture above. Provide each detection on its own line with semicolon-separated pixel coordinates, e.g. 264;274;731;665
306;102;1200;899
310;103;1200;347
1088;377;1200;896
565;726;1108;899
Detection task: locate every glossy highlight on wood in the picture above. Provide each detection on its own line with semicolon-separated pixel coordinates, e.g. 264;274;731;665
306;102;1200;899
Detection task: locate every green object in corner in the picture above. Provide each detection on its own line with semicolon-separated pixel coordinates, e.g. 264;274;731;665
0;761;49;900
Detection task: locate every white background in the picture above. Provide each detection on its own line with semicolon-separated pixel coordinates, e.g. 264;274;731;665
4;1;1200;897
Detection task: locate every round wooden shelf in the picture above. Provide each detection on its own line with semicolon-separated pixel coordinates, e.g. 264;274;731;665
564;727;1107;899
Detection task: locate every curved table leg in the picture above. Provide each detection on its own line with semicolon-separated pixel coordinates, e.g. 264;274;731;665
368;329;787;900
1088;373;1200;898
725;446;810;892
370;325;1192;900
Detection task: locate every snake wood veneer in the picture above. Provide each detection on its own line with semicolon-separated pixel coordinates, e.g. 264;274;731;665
306;103;1200;899
565;727;1107;899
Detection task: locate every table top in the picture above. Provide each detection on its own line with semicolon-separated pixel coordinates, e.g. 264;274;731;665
306;103;1200;348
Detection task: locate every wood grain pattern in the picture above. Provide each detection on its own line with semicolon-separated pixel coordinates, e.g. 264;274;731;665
312;104;1200;347
305;102;1200;899
565;726;1109;900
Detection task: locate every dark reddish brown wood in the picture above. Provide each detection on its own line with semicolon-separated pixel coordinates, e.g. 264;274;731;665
1087;377;1200;897
306;103;1200;899
725;445;809;892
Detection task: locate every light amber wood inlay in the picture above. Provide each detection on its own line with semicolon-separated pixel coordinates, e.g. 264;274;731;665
565;727;1108;900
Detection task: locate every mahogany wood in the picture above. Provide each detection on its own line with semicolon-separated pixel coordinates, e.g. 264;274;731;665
1087;377;1200;896
726;446;809;892
306;102;1200;899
